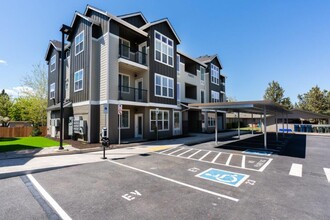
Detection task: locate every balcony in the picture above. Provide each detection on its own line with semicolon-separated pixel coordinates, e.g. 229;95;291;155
118;44;148;74
118;86;148;103
220;84;226;93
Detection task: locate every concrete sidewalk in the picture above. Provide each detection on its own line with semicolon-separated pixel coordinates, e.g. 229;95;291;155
0;130;250;179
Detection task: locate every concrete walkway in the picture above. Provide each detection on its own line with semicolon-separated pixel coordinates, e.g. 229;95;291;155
0;130;249;179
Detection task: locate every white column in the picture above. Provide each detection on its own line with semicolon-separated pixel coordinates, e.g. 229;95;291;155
275;112;278;142
215;110;218;144
251;113;254;135
238;111;240;139
264;106;267;149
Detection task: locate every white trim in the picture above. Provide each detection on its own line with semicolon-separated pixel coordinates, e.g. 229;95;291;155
150;109;170;132
211;63;220;85
118;73;130;93
134;113;143;138
154;31;174;67
118;12;148;24
72;100;181;109
119;109;130;129
154;73;174;99
118;58;149;70
50;83;55;99
75;31;84;56
177;50;207;67
50;55;56;72
211;90;220;103
177;82;181;102
200;66;205;82
173;111;182;136
74;69;84;92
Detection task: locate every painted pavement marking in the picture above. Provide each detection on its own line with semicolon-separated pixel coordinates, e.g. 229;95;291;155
241;155;246;169
26;174;72;220
187;150;202;159
159;147;179;154
196;168;249;187
212;152;222;163
324;168;330;182
149;146;172;152
177;149;193;157
108;160;239;202
225;154;233;165
199;151;212;161
289;163;303;177
168;147;185;155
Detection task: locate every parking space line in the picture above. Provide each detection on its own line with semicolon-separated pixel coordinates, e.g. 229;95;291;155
258;158;273;172
241;155;246;168
177;149;193;157
159;147;178;154
187;150;202;158
26;174;72;220
168;148;185;155
108;160;239;202
199;151;211;161
289;163;303;177
212;152;222;163
324;168;330;182
225;154;233;165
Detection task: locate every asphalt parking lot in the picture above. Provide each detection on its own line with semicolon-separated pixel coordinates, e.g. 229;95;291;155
1;133;329;220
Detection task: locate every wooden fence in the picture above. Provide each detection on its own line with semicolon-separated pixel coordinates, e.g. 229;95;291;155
0;126;47;138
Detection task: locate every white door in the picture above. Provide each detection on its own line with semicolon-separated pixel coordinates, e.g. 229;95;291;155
135;114;143;138
51;120;56;138
173;111;182;136
217;115;223;131
135;79;143;102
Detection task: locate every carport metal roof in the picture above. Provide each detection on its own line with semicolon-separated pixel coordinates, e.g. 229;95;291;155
188;100;292;149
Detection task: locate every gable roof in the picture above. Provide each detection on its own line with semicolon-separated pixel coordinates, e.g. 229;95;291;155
45;40;65;61
196;54;223;69
84;5;148;37
118;12;148;24
140;18;181;44
177;50;207;67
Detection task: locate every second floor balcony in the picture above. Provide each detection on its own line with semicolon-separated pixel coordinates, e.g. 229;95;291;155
118;44;148;74
118;86;148;103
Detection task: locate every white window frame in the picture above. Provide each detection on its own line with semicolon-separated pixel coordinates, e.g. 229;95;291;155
176;54;180;73
50;55;56;72
173;111;181;130
177;82;181;102
74;69;84;92
119;38;130;59
211;64;219;85
208;114;216;127
75;31;84;56
119;73;130;93
211;90;220;103
200;66;205;82
150;110;170;132
50;83;55;99
154;73;174;99
119;109;130;129
154;31;174;67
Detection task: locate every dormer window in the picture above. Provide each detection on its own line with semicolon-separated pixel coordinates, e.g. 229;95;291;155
75;31;84;56
50;55;56;72
155;31;174;67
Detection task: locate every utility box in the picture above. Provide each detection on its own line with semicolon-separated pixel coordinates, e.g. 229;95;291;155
68;117;74;136
101;127;107;138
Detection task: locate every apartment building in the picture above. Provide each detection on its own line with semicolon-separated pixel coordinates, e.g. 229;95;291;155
45;5;227;143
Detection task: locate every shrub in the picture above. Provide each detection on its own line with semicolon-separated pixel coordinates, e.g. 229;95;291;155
31;126;42;136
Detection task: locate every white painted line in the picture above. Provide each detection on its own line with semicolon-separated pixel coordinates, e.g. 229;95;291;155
199;151;212;161
168;148;185;155
108;160;239;202
211;152;222;163
241;155;246;169
177;148;193;157
225;154;233;166
289;163;303;177
26;174;72;220
187;150;202;159
258;158;273;172
159;147;178;154
324;168;330;182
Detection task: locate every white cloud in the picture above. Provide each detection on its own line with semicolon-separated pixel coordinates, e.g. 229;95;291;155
4;86;33;98
0;60;7;65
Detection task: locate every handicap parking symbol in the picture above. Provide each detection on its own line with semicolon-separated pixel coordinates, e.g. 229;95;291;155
196;168;249;187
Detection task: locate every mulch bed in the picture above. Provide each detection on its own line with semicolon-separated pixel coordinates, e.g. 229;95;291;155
46;136;102;150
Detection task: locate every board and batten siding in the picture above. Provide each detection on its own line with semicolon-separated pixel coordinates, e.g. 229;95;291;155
69;18;92;103
208;59;222;102
91;40;100;101
47;47;60;107
86;10;109;36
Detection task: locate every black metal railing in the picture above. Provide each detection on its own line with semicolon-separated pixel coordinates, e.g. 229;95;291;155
220;84;226;92
119;44;147;66
118;86;147;102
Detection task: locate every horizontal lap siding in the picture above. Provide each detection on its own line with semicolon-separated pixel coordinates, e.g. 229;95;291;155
99;34;108;101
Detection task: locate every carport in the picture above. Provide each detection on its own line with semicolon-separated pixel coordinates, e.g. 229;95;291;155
188;100;291;149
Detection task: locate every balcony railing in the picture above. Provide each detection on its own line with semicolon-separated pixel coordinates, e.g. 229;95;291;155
119;44;147;66
220;84;226;92
118;86;147;103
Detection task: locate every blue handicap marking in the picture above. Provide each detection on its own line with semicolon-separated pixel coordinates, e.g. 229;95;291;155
196;168;249;187
279;128;292;132
243;149;273;156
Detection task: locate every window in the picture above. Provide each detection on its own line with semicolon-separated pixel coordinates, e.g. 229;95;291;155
154;73;174;98
201;90;205;103
208;114;216;127
200;66;205;81
176;54;180;72
211;64;219;85
50;83;55;99
155;31;174;66
211;90;220;102
173;111;180;129
75;31;84;55
118;74;130;93
150;110;169;131
120;38;130;59
177;83;181;101
119;110;130;129
74;69;83;92
50;55;56;72
66;50;70;59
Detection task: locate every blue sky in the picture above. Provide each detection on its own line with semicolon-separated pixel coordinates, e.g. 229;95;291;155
0;0;329;103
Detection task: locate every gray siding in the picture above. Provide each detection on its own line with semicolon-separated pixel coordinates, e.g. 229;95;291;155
121;15;146;28
47;47;61;106
208;59;222;101
91;40;100;101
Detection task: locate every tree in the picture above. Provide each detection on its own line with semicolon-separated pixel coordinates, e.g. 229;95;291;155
263;81;292;109
297;86;329;114
0;89;12;118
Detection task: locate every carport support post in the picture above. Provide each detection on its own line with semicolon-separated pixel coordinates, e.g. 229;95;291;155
282;112;285;138
238;111;240;139
275;112;278;142
215;110;218;144
263;106;267;149
286;114;289;134
251;113;254;135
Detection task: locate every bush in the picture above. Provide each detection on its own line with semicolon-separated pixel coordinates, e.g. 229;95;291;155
31;126;42;136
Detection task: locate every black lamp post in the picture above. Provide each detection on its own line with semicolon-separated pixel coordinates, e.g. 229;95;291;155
59;24;72;150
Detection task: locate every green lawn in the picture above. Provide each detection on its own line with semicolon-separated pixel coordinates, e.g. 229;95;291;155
0;137;66;153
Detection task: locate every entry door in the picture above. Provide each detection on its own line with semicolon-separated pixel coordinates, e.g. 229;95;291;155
135;79;143;102
173;111;182;136
135;114;143;138
217;115;223;131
